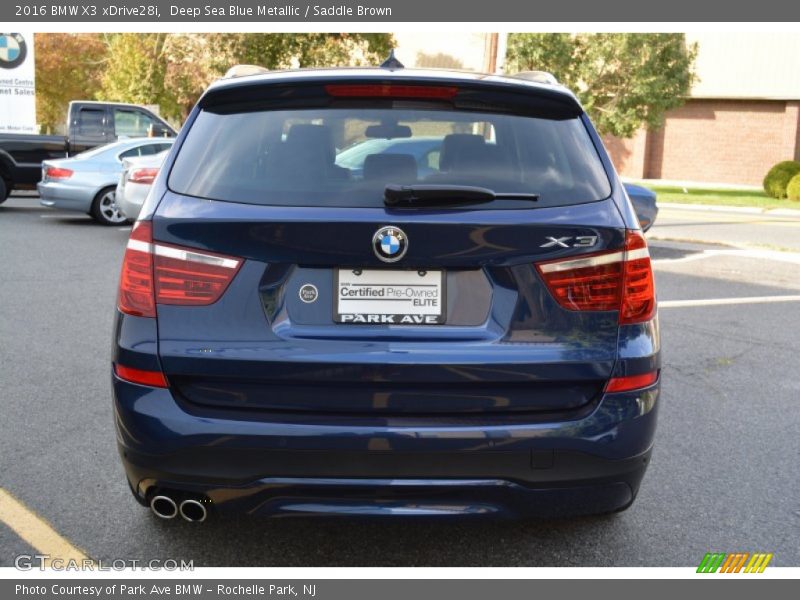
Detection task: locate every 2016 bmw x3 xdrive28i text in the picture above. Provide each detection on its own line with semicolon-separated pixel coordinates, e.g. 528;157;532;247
112;63;660;522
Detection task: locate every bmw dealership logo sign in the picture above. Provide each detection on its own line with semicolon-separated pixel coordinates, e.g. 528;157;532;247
372;226;408;262
0;33;27;69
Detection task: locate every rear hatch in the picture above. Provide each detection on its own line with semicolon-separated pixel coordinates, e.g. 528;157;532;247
150;77;630;416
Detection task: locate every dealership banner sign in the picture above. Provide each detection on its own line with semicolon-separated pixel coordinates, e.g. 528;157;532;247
0;32;36;134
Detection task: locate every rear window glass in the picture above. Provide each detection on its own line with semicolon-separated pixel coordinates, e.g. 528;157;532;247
168;107;611;208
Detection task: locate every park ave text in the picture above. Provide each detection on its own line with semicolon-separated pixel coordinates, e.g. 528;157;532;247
16;584;317;597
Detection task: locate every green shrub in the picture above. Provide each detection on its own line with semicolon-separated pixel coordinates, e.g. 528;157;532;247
763;160;800;198
787;173;800;202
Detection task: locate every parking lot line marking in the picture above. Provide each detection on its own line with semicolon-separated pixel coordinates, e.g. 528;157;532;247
0;488;92;566
651;246;800;265
660;295;800;308
659;209;800;224
651;252;715;265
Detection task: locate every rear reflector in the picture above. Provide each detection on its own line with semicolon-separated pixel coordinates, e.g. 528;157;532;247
128;167;159;185
117;221;243;317
114;364;168;388
45;167;73;179
325;84;458;99
605;371;659;393
535;230;656;324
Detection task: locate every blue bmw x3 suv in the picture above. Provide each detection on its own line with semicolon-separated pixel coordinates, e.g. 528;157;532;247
112;64;660;522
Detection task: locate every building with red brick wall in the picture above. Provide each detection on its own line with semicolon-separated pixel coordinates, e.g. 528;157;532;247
604;33;800;186
393;32;800;186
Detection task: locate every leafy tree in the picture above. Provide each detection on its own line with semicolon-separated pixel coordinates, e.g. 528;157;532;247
290;33;394;67
416;52;464;69
34;34;107;133
98;33;394;123
97;34;170;114
505;33;697;137
208;33;393;70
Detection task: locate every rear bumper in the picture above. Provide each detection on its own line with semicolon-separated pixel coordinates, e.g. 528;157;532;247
113;375;660;518
116;186;146;220
37;181;93;210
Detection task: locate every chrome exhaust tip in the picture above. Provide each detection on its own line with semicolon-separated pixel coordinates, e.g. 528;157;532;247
150;495;178;519
179;498;208;522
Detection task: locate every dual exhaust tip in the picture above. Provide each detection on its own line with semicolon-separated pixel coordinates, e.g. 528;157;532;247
150;494;208;522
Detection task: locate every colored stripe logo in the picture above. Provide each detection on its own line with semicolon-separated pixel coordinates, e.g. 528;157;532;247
697;552;773;573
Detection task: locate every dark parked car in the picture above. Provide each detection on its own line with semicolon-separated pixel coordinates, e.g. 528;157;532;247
623;183;658;232
0;101;175;202
113;64;660;521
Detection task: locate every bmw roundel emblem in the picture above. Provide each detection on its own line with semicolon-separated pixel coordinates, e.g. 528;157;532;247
0;33;27;70
372;226;408;263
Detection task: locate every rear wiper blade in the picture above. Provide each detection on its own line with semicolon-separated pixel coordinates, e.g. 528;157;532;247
384;184;539;207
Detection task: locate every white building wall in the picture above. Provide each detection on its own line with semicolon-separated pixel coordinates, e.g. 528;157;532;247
392;32;494;72
687;32;800;100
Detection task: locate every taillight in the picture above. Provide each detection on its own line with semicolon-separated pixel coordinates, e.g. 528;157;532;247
605;370;659;393
118;221;156;317
45;167;73;179
536;230;656;324
117;221;242;318
325;84;458;99
153;244;242;306
114;364;168;388
128;167;159;185
619;231;656;324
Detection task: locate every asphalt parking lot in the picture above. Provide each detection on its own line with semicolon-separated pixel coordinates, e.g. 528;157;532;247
1;196;798;567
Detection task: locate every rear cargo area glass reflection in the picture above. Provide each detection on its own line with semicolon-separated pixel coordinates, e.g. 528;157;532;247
168;108;610;208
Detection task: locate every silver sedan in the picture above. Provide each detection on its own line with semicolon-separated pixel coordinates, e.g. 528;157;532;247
38;138;174;225
116;149;171;221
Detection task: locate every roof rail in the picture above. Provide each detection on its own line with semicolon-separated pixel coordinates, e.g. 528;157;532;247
510;70;559;85
223;64;271;79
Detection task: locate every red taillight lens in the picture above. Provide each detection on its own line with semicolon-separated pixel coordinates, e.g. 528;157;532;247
114;364;168;388
325;84;458;99
536;254;623;312
46;167;73;179
153;244;242;306
535;230;656;324
118;221;156;317
128;167;159;185
605;370;659;393
620;231;656;324
117;221;243;317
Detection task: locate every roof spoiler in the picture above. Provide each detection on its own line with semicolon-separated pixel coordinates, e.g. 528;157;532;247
222;64;271;79
509;71;559;85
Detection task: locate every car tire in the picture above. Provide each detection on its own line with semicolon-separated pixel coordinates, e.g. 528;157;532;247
90;186;127;225
0;177;9;204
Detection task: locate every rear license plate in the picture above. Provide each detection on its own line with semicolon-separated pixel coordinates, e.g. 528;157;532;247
334;269;445;325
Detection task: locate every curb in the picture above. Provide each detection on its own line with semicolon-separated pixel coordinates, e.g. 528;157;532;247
659;201;800;217
623;178;762;192
766;208;800;217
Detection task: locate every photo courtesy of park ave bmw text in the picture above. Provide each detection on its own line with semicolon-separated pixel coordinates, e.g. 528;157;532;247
0;0;799;594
